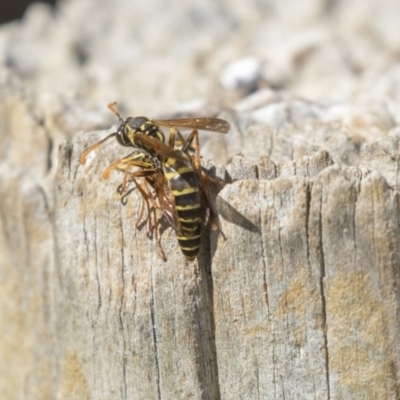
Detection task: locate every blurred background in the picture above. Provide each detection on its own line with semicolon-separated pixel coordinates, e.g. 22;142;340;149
2;0;400;106
1;0;400;167
0;0;56;23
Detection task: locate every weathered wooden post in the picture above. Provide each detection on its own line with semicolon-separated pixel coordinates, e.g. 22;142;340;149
1;81;399;398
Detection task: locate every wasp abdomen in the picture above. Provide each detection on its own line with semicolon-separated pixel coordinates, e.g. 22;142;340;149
164;159;202;260
176;225;202;261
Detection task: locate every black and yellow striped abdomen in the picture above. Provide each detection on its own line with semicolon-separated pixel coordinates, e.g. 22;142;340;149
164;157;202;261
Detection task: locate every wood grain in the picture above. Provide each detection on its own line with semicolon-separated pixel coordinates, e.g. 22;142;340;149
1;85;399;400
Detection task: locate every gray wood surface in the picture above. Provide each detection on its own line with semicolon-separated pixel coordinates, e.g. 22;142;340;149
1;85;399;399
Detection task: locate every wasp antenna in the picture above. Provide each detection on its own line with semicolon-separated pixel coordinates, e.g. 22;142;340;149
79;132;117;164
108;102;124;124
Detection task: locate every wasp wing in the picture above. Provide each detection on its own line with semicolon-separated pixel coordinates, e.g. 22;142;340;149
153;118;230;133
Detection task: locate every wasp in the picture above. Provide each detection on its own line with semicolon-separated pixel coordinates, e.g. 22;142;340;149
80;103;230;261
113;148;225;262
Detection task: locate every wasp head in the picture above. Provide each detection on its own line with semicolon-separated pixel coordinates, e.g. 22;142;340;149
108;103;165;148
116;116;156;147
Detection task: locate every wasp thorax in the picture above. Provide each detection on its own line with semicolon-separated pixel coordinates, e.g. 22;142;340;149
127;116;151;131
124;116;166;143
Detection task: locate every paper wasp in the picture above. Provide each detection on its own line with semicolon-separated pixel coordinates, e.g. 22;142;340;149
80;102;230;261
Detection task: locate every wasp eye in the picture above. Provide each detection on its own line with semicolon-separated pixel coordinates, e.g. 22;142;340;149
116;132;126;146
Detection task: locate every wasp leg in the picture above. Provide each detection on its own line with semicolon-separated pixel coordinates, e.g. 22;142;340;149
119;163;133;195
170;127;197;154
131;177;150;231
102;152;154;193
130;176;167;261
180;129;199;162
129;176;154;232
120;168;159;230
168;126;196;153
168;127;177;148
